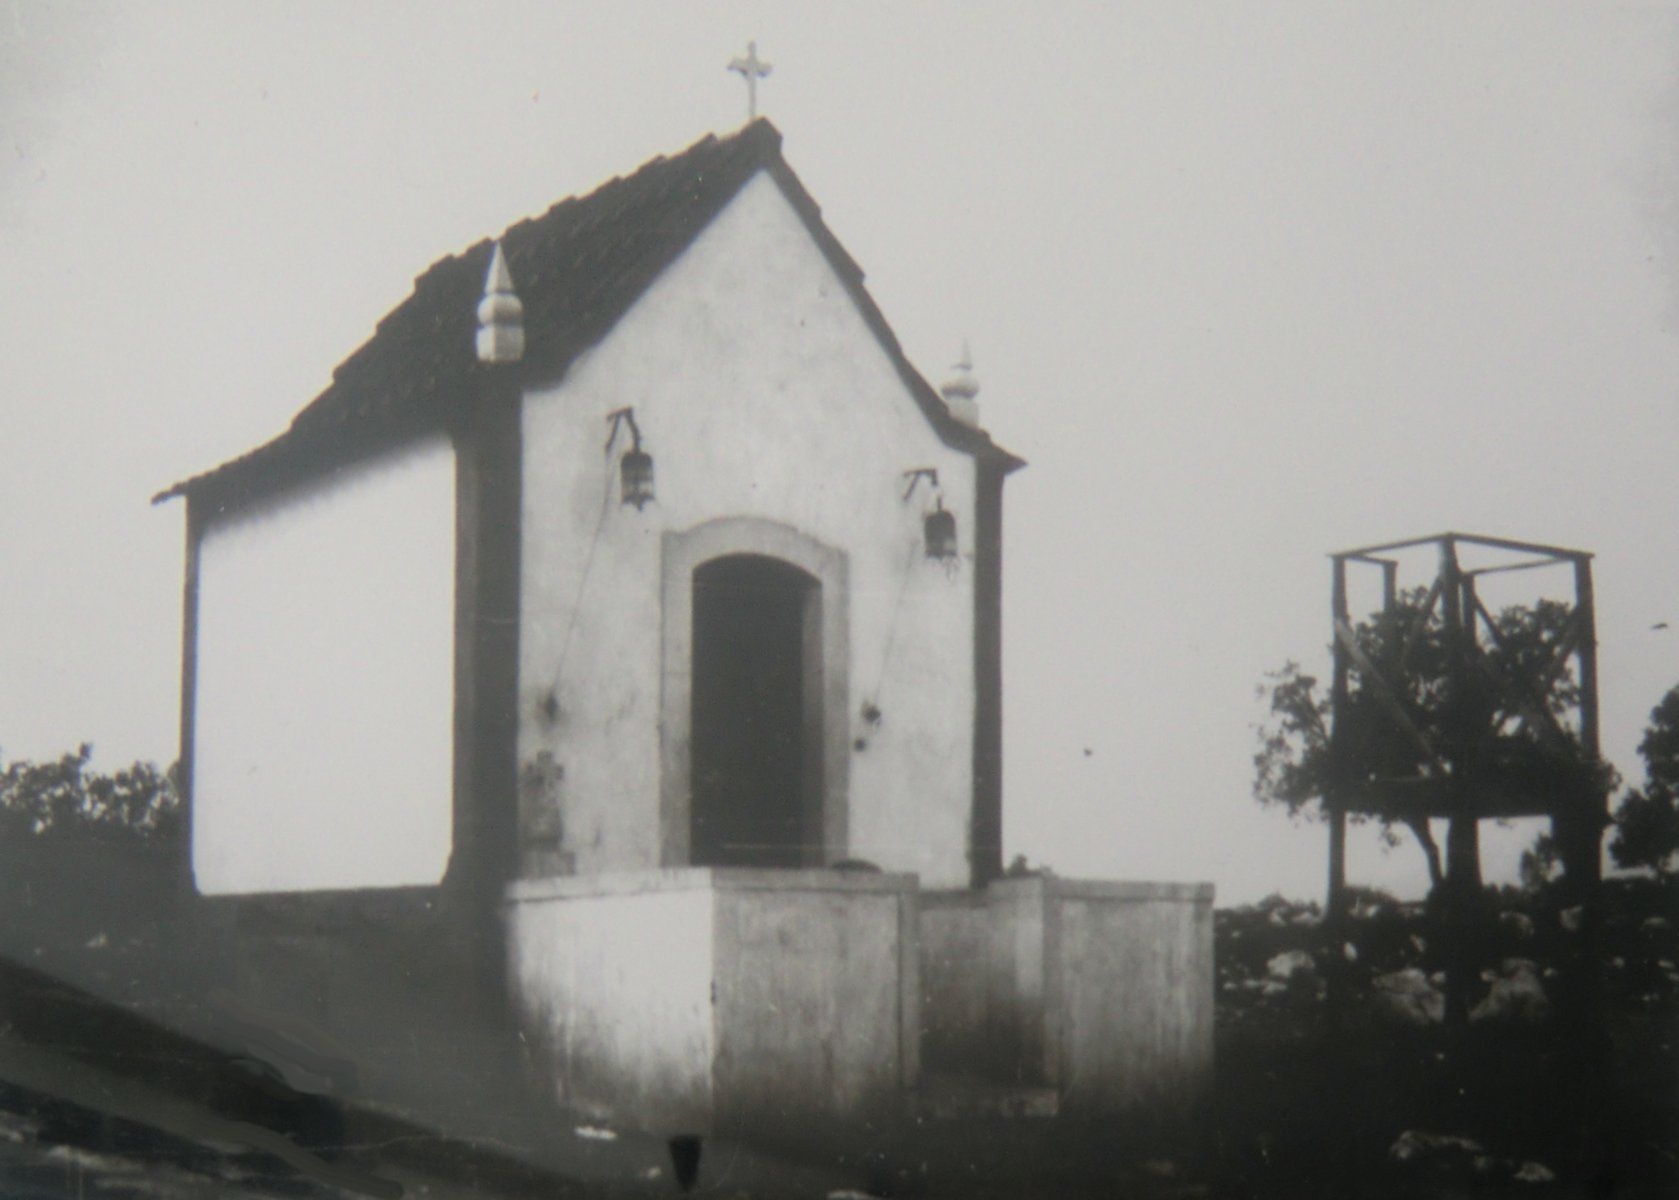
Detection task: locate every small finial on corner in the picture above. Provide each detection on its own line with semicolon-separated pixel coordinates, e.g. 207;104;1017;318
940;340;981;427
476;241;524;364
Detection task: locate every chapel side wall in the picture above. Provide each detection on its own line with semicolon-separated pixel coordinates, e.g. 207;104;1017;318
190;435;457;896
180;426;535;1146
505;875;716;1132
517;170;978;887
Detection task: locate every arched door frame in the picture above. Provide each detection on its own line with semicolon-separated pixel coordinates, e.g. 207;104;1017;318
661;517;849;868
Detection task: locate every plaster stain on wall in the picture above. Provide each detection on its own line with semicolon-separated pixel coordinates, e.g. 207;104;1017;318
519;750;569;876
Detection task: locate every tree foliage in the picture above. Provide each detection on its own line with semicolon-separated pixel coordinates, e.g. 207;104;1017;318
1254;589;1589;886
0;744;179;844
1252;660;1332;821
1609;686;1679;877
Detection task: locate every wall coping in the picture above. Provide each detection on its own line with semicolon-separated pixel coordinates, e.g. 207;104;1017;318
505;867;920;905
1048;878;1214;903
919;876;1215;907
507;871;1210;907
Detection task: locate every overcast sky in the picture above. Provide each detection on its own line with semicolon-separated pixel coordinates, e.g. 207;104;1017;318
3;2;1676;903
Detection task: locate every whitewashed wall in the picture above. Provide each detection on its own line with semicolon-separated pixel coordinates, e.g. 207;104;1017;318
919;877;1216;1117
504;868;918;1136
505;872;717;1130
519;169;979;887
192;435;456;895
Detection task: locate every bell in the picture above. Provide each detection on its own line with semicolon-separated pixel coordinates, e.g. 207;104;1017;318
924;502;957;561
621;448;654;510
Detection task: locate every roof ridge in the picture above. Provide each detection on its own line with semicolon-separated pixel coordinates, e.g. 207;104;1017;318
341;125;768;363
154;116;1021;508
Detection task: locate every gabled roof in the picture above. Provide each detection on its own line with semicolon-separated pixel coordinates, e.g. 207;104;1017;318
157;120;1022;508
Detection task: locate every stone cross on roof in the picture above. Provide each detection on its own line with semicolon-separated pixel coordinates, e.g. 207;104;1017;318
727;41;772;121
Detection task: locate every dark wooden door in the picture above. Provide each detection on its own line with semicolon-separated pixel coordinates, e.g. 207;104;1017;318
690;555;814;868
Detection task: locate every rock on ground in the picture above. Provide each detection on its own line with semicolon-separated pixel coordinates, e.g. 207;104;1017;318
1266;949;1315;981
1388;1129;1484;1162
1499;910;1535;940
1470;959;1550;1026
1371;969;1445;1027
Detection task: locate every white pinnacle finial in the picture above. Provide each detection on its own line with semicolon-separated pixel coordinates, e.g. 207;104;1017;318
476;241;524;364
728;40;772;121
940;340;981;426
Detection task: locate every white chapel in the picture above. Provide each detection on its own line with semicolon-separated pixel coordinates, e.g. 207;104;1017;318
160;119;1211;1144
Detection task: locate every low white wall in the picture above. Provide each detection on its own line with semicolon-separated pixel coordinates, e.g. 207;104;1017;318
504;869;918;1138
919;881;1048;1084
919;877;1214;1116
1053;880;1215;1118
711;870;919;1136
505;872;716;1130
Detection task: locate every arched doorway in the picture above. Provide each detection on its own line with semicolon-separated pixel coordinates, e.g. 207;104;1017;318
689;555;821;868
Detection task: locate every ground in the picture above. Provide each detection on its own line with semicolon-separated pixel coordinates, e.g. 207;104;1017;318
2;850;1675;1198
1192;880;1678;1200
